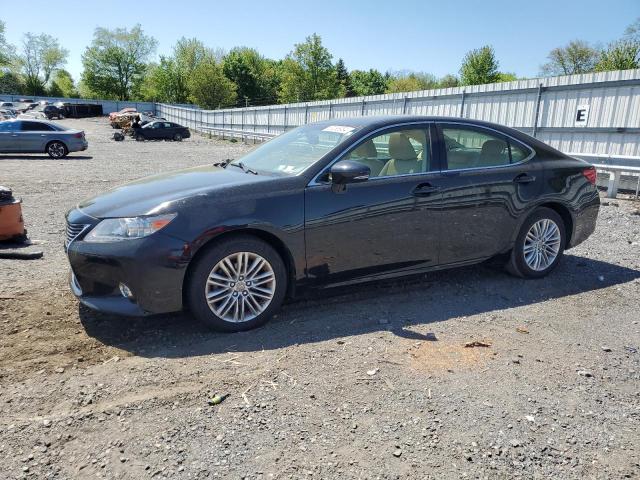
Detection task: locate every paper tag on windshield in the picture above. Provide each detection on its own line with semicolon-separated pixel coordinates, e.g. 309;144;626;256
322;125;355;134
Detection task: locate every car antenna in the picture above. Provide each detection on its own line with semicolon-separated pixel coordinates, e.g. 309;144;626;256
213;158;233;168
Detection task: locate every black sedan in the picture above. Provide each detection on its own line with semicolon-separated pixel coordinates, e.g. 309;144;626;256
65;116;599;331
134;120;190;142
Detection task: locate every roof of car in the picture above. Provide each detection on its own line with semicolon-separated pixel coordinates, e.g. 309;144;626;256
1;118;57;125
304;115;567;158
308;115;512;129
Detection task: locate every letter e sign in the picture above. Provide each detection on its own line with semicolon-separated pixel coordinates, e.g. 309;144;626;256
575;104;590;126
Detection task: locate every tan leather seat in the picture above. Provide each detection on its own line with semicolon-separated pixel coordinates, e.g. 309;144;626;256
379;133;423;176
347;140;385;176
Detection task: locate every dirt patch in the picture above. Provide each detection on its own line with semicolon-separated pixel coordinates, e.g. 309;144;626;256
0;280;128;384
408;339;494;374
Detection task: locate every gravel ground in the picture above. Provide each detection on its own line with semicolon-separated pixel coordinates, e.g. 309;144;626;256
1;117;639;479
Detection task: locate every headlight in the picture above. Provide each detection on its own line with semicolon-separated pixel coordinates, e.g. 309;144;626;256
84;214;177;242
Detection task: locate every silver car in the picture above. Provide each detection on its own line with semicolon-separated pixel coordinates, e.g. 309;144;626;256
0;119;88;158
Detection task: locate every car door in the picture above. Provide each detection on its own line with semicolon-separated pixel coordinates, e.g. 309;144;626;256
304;124;442;285
435;122;544;265
0;121;20;152
154;122;169;139
164;122;177;139
19;121;55;152
140;123;155;139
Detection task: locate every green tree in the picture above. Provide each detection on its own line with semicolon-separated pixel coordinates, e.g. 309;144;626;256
595;40;640;71
140;38;210;103
349;69;388;96
81;25;157;100
48;69;78;97
497;72;518;82
387;72;438;93
540;40;599;76
437;74;459;88
0;19;15;67
0;71;23;94
335;58;353;97
223;47;278;105
173;38;209;102
18;33;68;95
278;33;338;102
188;53;237;108
459;46;500;85
140;58;180;102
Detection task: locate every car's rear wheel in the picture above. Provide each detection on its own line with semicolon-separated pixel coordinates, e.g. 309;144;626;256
507;207;566;278
46;141;68;159
173;133;182;142
186;236;287;332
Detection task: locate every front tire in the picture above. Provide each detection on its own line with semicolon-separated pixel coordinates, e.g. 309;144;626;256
507;207;566;278
186;236;287;332
173;133;183;142
47;141;68;159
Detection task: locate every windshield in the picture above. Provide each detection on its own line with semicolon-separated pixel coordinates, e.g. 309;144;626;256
230;123;360;175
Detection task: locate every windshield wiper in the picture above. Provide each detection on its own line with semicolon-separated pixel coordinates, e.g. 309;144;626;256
213;158;233;168
228;162;258;175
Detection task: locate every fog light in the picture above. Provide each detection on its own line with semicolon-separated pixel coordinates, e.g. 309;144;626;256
119;282;133;299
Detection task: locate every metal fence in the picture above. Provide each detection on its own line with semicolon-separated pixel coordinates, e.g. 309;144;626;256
1;94;156;115
157;68;640;158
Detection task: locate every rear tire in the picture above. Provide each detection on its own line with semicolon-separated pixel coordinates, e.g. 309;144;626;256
186;236;287;332
46;141;68;159
507;207;566;278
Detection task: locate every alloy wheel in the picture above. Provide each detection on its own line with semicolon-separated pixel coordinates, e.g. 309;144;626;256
48;142;66;158
523;218;561;271
205;252;276;323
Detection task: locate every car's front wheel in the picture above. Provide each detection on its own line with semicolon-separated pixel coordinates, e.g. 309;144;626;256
186;236;287;332
173;133;183;142
135;134;144;142
47;141;68;159
507;207;566;278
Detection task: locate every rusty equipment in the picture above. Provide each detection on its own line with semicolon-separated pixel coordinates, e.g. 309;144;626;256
0;186;26;242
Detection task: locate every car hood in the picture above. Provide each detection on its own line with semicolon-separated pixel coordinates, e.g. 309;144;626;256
77;165;273;218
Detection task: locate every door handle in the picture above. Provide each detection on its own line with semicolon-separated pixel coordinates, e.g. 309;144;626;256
10;134;18;137
412;183;441;197
513;173;536;184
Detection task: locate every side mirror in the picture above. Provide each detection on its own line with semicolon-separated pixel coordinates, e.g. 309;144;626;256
330;160;371;185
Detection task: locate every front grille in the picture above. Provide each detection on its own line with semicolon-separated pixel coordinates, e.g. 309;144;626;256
65;221;89;246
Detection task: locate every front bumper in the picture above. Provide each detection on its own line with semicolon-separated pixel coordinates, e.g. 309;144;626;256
66;222;190;316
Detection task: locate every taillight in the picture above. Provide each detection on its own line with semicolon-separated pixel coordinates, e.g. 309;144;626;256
73;132;83;139
582;167;597;185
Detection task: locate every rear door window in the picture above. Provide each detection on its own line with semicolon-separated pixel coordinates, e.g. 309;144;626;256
20;121;54;132
440;124;532;169
441;125;508;169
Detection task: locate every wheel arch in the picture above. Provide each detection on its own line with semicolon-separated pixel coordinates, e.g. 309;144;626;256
537;202;574;247
182;228;297;308
44;138;68;153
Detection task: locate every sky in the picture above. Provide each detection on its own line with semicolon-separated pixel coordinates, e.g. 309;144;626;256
2;0;639;82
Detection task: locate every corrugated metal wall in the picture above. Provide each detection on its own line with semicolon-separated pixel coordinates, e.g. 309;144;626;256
157;69;640;157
